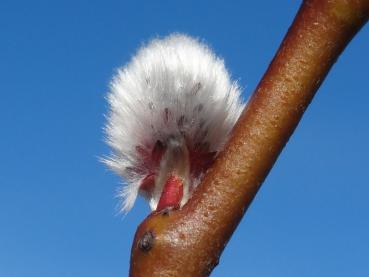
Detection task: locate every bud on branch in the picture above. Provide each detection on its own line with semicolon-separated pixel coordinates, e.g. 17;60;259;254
128;0;369;276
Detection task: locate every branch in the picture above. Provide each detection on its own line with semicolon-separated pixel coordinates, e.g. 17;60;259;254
130;1;369;276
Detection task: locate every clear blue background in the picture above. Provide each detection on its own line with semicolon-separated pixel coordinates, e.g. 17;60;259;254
1;1;368;276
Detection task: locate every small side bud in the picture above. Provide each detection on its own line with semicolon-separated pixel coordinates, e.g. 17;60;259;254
138;230;155;252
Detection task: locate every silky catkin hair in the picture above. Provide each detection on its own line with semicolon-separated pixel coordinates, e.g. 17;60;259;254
104;33;244;212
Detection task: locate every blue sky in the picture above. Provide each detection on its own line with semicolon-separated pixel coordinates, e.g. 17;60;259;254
0;1;368;276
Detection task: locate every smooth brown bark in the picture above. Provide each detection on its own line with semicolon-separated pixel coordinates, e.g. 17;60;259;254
130;1;369;276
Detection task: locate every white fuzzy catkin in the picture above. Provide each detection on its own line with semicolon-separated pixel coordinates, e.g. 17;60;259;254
104;33;244;212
